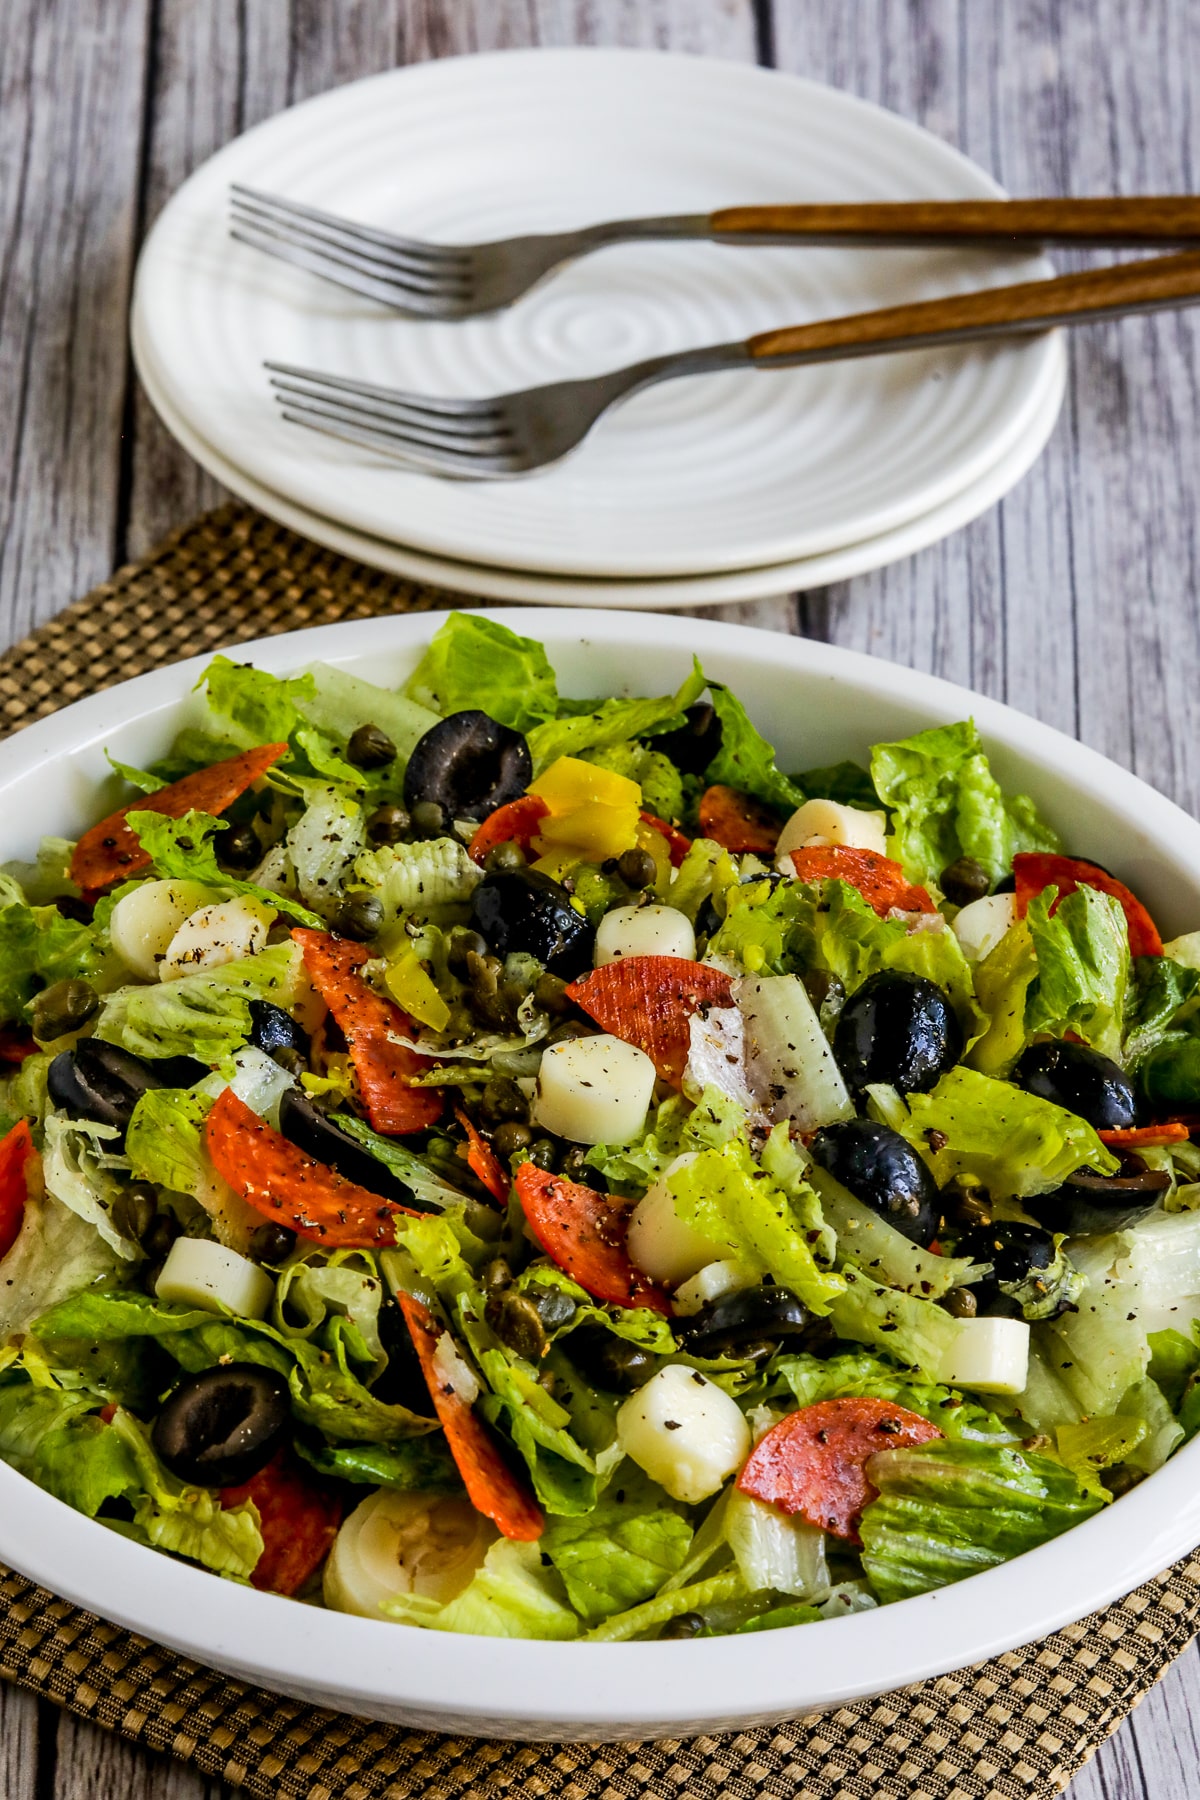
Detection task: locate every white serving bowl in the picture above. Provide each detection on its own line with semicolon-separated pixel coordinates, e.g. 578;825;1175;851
1;608;1196;1740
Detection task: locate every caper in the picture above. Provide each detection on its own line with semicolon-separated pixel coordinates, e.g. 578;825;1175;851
217;822;261;871
250;1222;296;1264
493;1120;533;1157
411;799;447;839
939;855;991;907
466;951;517;1028
494;1292;551;1362
366;803;411;845
482;1258;513;1296
616;846;657;890
528;1284;577;1334
568;1326;656;1392
143;1212;180;1260
32;978;99;1042
269;1046;307;1077
527;1137;560;1173
480;1076;529;1124
560;1146;600;1186
941;1177;993;1229
659;1611;705;1641
532;972;572;1016
484;841;526;875
333;894;384;941
346;722;397;770
801;969;844;1015
446;926;489;973
111;1182;157;1246
942;1285;978;1319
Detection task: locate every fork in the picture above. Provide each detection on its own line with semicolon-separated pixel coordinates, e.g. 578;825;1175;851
232;188;1200;320
266;250;1200;479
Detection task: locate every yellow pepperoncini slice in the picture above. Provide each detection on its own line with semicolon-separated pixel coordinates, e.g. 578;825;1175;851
528;756;641;867
385;952;452;1032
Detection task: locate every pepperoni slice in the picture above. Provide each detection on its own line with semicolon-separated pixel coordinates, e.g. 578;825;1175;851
1013;852;1162;958
467;796;549;866
220;1448;343;1596
292;928;443;1135
514;1163;672;1315
397;1292;543;1542
455;1107;510;1205
1098;1122;1191;1148
204;1087;420;1248
738;1396;944;1544
0;1119;33;1261
71;743;288;894
788;846;934;916
564;955;734;1087
698;785;782;855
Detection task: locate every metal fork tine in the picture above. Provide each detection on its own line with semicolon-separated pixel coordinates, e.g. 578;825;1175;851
229;212;468;296
229;227;459;316
230;193;472;287
230;184;470;266
276;403;519;475
263;362;507;422
269;376;512;442
274;388;515;454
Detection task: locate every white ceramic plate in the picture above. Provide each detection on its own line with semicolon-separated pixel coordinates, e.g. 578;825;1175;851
132;304;1067;608
132;48;1064;580
1;608;1198;1740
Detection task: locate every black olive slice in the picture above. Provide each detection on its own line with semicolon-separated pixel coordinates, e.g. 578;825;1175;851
249;999;311;1061
833;971;963;1099
47;1040;171;1140
674;1284;810;1359
1059;1167;1171;1199
151;1363;290;1488
372;1294;436;1414
470;867;594;978
403;710;532;823
277;1088;432;1211
567;1325;657;1393
810;1119;942;1248
1014;1040;1137;1132
653;702;723;776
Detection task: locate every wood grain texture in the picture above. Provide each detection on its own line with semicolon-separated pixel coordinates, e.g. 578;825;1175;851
1;3;1199;1797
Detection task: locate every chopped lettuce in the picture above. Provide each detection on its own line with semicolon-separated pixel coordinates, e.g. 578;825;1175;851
583;1087;747;1197
825;1267;961;1380
110;1409;263;1578
298;662;441;760
870;720;1059;889
336;1116;474;1211
0;1380;139;1517
701;681;804;815
200;655;316;746
859;1439;1102;1603
295;1435;460;1493
1025;886;1129;1062
1123;956;1200;1067
41;1116;135;1259
127;810;322;927
793;760;879;809
526;666;705;773
403;614;559;734
275;1251;385;1367
870;1066;1118;1199
1055;1415;1147;1499
540;1473;693;1623
283;786;366;915
95;937;308;1063
384;1538;580;1639
583;1567;744;1642
968;918;1039;1077
0;1193;124;1339
0;897;118;1027
767;1350;1020;1443
354;837;482;921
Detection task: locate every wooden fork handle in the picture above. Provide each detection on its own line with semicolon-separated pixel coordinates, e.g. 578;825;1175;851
746;251;1200;365
711;197;1200;248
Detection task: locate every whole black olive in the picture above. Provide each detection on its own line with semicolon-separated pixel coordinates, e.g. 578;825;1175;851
155;1053;210;1087
31;977;99;1043
939;856;991;907
346;722;397;770
373;1295;436;1414
217;822;261;871
470;868;594;978
810;1119;942;1248
248;999;311;1063
653;702;723;777
151;1363;290;1488
404;710;532;823
833;971;963;1098
674;1284;810;1360
1028;1159;1170;1234
568;1326;657;1393
277;1088;431;1211
1014;1040;1138;1131
954;1221;1057;1314
47;1039;171;1140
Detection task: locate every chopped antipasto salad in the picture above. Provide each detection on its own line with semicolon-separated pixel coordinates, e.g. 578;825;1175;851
0;613;1198;1640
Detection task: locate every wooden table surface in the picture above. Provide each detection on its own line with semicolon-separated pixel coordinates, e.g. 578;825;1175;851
3;1;1199;1794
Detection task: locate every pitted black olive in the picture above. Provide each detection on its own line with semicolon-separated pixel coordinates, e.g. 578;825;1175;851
1014;1040;1137;1132
954;1221;1057;1314
673;1284;810;1360
277;1088;433;1212
373;1295;436;1414
47;1040;173;1140
653;702;723;776
156;1053;209;1087
249;999;311;1063
151;1363;290;1487
404;710;532;823
810;1119;942;1248
568;1326;657;1392
470;868;594;978
833;971;963;1098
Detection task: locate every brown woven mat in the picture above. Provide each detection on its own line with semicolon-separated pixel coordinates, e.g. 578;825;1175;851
0;501;1197;1799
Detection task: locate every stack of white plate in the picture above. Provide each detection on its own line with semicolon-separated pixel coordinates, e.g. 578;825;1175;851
132;49;1066;610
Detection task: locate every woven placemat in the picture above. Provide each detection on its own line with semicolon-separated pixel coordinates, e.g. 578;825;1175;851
1;500;1197;1799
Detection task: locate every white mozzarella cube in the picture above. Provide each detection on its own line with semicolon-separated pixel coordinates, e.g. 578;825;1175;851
775;798;889;871
594;904;696;967
626;1153;720;1285
154;1236;275;1320
952;892;1019;963
532;1033;656;1145
937;1316;1029;1395
671;1259;750;1316
617;1364;751;1504
109;878;216;981
160;894;275;980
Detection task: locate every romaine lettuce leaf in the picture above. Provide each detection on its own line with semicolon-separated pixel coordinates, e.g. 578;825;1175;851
95;937;309;1063
0;1192;124;1339
825;1268;962;1380
336;1116;474;1211
870;720;1059;889
701;681;805;815
384;1538;580;1639
1054;1414;1147;1499
870;1066;1118;1199
295;1434;460;1492
527;666;706;773
0;898;117;1027
110;1408;263;1579
968;918;1038;1077
297;662;441;760
282;786;366;916
0;1380;139;1516
200;655;316;746
353;837;482;921
766;1350;1020;1443
1;836;81;905
582;1087;747;1198
275;1250;385;1366
859;1439;1102;1602
404;614;559;734
41;1116;135;1259
127;810;321;927
792;760;879;809
540;1474;693;1623
1123;956;1200;1066
1025;886;1129;1062
583;1567;744;1642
